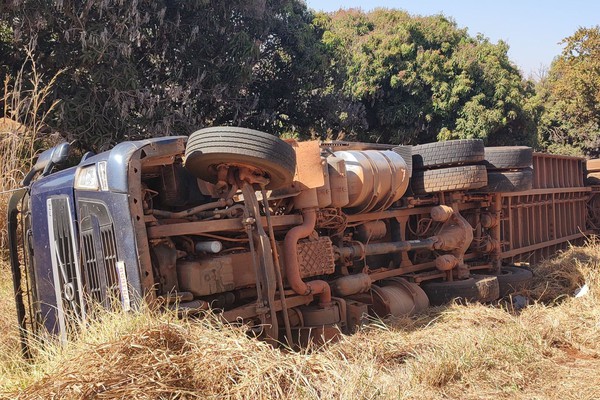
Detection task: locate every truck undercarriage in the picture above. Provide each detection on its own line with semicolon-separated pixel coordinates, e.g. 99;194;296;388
8;127;596;349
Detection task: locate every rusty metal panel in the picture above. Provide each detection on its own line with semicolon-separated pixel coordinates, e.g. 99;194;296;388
497;152;587;264
532;153;585;189
499;186;590;264
289;140;325;189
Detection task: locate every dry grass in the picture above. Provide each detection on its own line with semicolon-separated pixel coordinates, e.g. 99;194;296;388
525;241;600;303
0;49;61;248
0;263;25;392
1;241;600;399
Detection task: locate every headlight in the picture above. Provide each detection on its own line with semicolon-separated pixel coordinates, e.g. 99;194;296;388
75;165;99;190
75;161;110;191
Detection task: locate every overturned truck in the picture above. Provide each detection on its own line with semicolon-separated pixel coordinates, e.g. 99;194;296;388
8;127;594;347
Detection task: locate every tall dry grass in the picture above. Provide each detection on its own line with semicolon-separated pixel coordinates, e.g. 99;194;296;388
0;266;21;389
0;50;61;248
0;240;599;399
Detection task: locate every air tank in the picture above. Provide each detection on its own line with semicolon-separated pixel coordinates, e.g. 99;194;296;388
332;150;409;214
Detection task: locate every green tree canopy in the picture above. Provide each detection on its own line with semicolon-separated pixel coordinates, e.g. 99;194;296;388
537;26;600;157
1;3;541;149
316;9;536;145
0;0;341;149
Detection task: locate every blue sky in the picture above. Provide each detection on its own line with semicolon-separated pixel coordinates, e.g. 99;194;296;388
305;0;600;79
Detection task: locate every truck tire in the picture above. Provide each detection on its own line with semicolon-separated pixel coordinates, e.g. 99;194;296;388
483;146;533;170
392;145;413;177
495;266;533;297
421;275;500;306
479;168;533;192
586;159;600;173
185;127;296;190
412;139;484;170
411;165;488;194
587;172;600;185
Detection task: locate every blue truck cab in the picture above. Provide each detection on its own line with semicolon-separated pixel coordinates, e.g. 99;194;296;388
9;136;188;351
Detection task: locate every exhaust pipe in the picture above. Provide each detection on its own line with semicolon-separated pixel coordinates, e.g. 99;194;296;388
283;208;332;307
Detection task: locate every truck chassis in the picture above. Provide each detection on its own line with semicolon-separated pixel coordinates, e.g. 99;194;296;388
8;127;596;350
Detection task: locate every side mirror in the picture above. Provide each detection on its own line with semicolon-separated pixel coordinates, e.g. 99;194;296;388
80;151;96;163
22;142;71;186
44;142;70;174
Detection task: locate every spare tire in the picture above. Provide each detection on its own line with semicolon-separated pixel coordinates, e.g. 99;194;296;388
586;159;600;173
483;146;533;170
392;145;413;177
412;139;484;170
421;275;500;306
185;127;296;190
411;165;488;194
478;168;534;193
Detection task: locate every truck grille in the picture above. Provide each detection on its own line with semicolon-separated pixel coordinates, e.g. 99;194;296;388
49;197;84;322
79;201;120;308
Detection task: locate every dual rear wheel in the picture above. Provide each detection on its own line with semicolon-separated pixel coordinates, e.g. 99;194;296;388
411;139;487;194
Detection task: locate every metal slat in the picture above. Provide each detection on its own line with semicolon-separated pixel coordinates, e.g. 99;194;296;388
101;227;119;299
80;218;120;307
51;198;82;320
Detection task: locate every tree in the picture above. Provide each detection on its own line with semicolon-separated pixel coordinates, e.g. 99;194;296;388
316;9;537;145
537;26;600;157
0;0;335;149
0;3;540;149
243;2;366;139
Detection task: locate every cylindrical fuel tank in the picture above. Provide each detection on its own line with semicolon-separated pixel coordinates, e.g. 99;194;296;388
327;156;350;208
333;150;409;214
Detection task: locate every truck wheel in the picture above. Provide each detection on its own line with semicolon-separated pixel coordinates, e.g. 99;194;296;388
496;266;533;297
185;127;296;190
483;146;533;170
586;159;600;172
411;165;488;194
392;145;413;177
587;172;600;185
479;168;533;192
421;275;500;306
412;139;484;170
